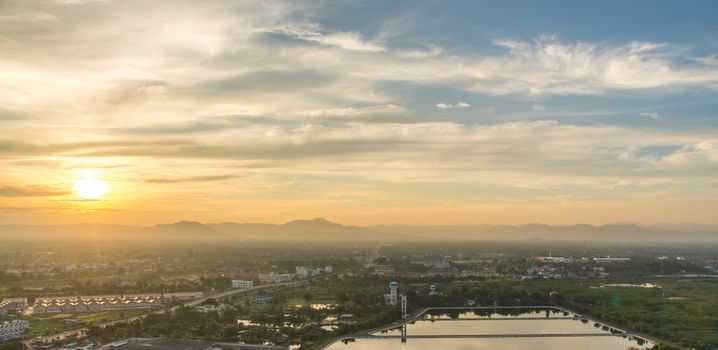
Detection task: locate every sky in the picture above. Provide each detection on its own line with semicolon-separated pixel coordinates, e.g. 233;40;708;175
1;0;718;226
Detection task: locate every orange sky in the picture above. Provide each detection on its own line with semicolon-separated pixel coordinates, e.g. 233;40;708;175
2;1;718;226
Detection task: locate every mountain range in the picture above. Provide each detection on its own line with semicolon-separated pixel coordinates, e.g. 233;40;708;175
1;218;717;243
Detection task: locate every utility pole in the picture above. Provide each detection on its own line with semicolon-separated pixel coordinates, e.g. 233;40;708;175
400;294;408;319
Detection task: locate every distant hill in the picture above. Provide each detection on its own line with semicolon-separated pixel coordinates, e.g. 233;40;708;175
206;217;398;241
149;220;222;236
1;219;716;244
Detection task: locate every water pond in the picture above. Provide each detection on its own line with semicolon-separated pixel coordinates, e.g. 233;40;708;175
325;308;653;350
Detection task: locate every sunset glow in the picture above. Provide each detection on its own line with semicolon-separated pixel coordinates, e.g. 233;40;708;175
73;174;108;200
1;1;717;226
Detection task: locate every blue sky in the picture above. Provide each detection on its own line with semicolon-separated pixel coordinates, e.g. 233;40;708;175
0;0;717;225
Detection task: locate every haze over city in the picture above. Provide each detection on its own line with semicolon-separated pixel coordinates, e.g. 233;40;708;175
2;0;718;226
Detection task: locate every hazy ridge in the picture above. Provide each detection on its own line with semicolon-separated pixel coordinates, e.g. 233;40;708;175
1;218;717;243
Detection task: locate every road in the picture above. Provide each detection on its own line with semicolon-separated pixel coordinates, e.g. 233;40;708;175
23;279;311;348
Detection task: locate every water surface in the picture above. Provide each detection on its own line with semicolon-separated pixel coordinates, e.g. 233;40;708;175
326;308;652;350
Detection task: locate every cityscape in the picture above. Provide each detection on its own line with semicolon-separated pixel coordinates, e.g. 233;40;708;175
2;1;718;350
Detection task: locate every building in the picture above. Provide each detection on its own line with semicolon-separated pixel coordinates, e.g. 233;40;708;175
162;292;204;301
411;261;451;269
429;284;440;296
533;256;572;263
0;320;29;342
253;294;272;304
295;266;313;278
0;298;28;316
382;271;418;279
373;265;395;276
259;273;294;284
30;293;202;314
295;266;333;278
384;281;398;305
593;257;631;263
231;280;254;289
196;304;235;314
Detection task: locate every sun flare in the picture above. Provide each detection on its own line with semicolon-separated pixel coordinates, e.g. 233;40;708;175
73;174;109;200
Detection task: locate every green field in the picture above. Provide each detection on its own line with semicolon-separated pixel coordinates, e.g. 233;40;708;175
21;309;151;336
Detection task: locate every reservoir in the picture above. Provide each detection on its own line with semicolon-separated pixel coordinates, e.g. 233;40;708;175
325;307;653;350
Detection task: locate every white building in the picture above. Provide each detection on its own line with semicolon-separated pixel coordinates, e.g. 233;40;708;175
0;298;28;316
30;292;202;314
384;281;398;305
533;256;572;263
295;265;333;278
232;280;254;289
429;284;440;296
593;257;631;263
259;273;294;284
295;266;311;278
411;261;451;269
0;320;29;341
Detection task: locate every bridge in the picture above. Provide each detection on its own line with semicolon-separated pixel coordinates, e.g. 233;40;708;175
354;332;635;339
418;316;581;321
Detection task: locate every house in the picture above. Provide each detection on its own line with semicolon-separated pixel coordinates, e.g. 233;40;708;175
253;294;272;304
231;280;254;289
259;273;294;284
0;320;30;342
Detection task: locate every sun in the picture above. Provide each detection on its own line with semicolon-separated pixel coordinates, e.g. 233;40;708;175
73;173;109;200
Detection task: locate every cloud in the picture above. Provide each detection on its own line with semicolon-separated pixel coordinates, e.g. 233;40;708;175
1;1;718;224
302;104;408;122
141;174;243;184
272;24;386;52
435;102;470;109
478;38;718;95
0;185;70;197
0;13;56;22
639;112;662;120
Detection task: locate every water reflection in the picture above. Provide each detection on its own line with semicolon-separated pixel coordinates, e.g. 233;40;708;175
327;337;653;350
327;309;652;350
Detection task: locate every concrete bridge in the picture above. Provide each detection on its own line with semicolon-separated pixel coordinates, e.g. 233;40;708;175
353;332;635;339
417;316;580;321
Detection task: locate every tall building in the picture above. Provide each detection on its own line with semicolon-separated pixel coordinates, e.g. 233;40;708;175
384;281;398;305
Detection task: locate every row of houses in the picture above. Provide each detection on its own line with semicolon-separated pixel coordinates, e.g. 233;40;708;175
31;292;203;314
0;320;29;342
258;273;295;284
0;298;28;316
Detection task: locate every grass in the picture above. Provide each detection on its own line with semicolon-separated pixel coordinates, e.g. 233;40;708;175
22;309;152;336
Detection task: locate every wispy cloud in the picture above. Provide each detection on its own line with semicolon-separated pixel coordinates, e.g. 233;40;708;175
0;185;70;197
1;1;718;224
435;102;470;109
639;112;662;120
272;24;386;52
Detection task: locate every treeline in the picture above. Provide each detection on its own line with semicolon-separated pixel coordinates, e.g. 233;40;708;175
397;280;708;350
84;305;302;345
